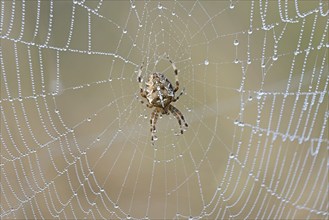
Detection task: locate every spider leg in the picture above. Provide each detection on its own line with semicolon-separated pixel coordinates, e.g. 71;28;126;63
136;94;153;108
173;87;185;102
137;62;153;108
137;62;147;99
150;109;159;144
169;105;188;135
168;57;179;92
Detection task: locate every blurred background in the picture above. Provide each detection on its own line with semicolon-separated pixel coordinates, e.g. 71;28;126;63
1;1;328;219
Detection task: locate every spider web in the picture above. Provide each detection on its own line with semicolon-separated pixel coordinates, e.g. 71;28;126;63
1;0;328;219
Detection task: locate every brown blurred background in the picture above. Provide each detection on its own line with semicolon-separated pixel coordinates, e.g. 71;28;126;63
1;1;328;219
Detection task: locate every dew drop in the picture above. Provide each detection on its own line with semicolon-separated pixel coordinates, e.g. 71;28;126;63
229;3;235;9
131;4;136;9
233;39;239;46
157;3;163;9
272;54;278;61
204;59;209;65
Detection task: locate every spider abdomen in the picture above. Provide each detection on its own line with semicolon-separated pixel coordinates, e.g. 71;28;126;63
146;72;174;108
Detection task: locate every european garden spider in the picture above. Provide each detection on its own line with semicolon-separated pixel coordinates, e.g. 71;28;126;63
138;58;188;144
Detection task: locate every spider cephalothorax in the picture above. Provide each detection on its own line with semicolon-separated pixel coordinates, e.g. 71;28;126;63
138;58;188;144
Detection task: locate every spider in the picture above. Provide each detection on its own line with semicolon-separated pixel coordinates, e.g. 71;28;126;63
137;58;188;144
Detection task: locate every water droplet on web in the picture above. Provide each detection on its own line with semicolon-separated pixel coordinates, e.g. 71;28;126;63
87;117;91;122
229;153;235;159
230;3;235;9
233;39;239;46
114;204;118;209
123;29;127;34
238;121;245;127
172;11;176;16
157;3;163;9
234;58;239;64
272;54;278;61
131;4;136;9
248;96;253;101
153;136;158;141
204;59;209;65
